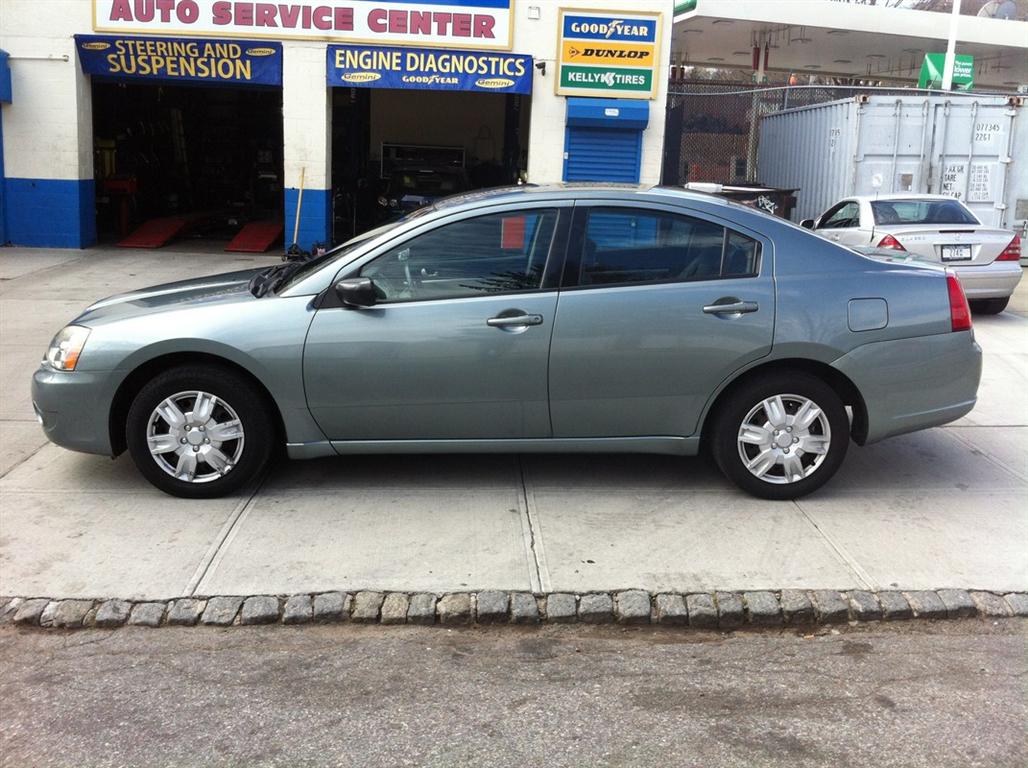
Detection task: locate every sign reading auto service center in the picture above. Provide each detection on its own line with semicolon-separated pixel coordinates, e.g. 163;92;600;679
557;10;661;100
93;0;514;50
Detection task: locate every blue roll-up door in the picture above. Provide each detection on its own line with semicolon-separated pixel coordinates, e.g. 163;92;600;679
564;127;642;183
563;98;649;184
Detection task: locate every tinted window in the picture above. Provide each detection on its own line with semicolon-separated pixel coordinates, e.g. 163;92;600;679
820;202;860;229
578;209;758;286
361;209;558;302
871;199;979;226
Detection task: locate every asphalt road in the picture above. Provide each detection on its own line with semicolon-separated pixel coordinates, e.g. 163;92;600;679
1;621;1025;768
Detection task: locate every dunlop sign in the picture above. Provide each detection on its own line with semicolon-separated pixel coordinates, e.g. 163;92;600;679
556;10;661;100
327;45;531;94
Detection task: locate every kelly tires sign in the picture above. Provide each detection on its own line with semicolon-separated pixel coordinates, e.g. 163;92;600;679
75;34;282;84
328;45;531;93
93;0;514;50
556;9;662;100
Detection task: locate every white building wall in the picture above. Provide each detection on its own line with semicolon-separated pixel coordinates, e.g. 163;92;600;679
0;0;673;248
1;0;96;246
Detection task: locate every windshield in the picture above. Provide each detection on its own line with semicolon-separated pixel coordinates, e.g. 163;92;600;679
870;199;979;226
275;209;432;292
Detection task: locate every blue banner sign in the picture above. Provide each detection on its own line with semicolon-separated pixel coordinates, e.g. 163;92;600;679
327;44;531;94
74;34;282;86
561;15;658;43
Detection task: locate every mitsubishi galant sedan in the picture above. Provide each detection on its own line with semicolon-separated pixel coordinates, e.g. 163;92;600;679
33;185;982;500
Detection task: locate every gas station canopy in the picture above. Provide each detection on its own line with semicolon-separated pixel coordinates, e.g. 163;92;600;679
672;0;1028;90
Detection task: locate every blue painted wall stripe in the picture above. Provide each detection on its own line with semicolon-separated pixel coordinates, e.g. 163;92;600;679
285;188;331;253
4;178;97;248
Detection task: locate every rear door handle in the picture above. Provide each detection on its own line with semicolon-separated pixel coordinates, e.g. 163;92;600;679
703;300;759;315
486;313;544;328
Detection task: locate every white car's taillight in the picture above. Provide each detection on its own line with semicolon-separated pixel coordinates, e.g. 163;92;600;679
996;235;1021;261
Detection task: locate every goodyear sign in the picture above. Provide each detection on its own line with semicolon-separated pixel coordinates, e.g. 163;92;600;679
327;44;531;94
74;34;282;85
557;10;661;100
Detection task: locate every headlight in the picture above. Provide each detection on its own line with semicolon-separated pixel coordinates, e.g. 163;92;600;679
45;325;91;371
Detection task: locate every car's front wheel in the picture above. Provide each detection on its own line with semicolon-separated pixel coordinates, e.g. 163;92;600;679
125;365;275;498
969;297;1008;315
711;372;850;500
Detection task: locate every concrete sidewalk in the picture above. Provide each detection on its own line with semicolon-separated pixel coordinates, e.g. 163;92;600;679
1;246;1026;600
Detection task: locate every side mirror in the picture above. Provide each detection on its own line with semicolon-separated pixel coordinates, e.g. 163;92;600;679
800;219;815;230
334;277;377;308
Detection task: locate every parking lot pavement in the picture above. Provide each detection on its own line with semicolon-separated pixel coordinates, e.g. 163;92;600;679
1;248;1025;600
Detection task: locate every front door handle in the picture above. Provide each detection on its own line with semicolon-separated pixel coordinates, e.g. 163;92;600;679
486;313;544;328
703;300;759;315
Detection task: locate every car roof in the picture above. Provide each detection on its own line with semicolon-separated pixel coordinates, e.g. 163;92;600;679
849;194;964;203
431;183;741;211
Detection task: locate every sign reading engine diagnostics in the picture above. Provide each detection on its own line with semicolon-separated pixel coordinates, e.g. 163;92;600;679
327;44;531;93
556;9;662;100
93;0;514;51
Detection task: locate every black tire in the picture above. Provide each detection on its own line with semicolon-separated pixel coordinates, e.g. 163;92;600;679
969;297;1009;315
710;372;850;501
125;365;275;498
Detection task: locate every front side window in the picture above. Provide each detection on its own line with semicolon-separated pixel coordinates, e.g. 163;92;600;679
871;199;979;226
361;209;558;303
820;202;860;229
577;208;758;287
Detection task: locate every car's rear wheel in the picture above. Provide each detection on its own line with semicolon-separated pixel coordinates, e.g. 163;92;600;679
969;297;1008;315
711;372;849;500
126;365;275;498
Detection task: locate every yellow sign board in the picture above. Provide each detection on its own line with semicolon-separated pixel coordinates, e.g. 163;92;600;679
560;40;656;69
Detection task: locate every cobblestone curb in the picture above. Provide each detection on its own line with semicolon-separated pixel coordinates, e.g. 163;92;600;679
3;589;1025;630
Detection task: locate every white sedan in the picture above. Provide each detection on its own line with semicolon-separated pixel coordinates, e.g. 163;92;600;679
802;194;1022;314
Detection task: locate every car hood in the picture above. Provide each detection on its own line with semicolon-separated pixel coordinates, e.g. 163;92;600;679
75;268;262;325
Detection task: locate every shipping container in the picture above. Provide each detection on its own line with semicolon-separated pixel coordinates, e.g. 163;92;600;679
757;95;1025;237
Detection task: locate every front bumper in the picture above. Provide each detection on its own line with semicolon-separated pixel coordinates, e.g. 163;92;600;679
951;261;1023;299
832;330;982;445
31;365;116;456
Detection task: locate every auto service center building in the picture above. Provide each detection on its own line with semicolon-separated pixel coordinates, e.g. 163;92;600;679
0;1;672;250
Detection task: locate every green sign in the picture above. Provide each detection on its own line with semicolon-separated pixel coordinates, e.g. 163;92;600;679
559;65;653;93
918;53;974;91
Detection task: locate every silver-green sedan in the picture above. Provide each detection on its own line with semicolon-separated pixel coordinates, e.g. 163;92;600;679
32;185;982;500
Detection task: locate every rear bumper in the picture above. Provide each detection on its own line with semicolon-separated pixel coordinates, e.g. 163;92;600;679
31;365;115;456
832;331;982;445
951;261;1023;299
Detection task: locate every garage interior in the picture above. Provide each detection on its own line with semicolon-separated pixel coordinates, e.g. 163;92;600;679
91;81;284;249
331;87;531;242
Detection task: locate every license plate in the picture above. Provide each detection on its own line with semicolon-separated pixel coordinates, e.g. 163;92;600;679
941;244;972;261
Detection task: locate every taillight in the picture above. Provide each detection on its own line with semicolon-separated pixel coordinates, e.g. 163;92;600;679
877;234;906;251
996;235;1021;261
947;273;972;332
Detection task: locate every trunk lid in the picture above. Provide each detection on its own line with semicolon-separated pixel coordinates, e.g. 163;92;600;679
877;225;1012;266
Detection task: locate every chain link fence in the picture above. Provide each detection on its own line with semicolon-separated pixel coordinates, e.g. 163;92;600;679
660;82;1008;187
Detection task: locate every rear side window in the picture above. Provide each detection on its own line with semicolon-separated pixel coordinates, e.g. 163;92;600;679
871;199;979;226
577;208;759;287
